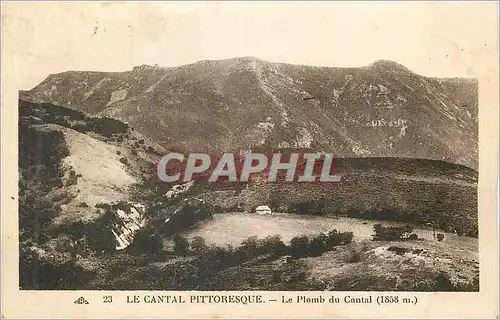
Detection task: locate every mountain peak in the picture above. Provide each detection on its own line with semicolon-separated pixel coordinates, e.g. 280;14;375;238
368;60;411;72
132;64;163;73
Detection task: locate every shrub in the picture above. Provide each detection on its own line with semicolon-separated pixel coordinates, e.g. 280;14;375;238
259;235;286;256
190;236;208;254
435;272;455;291
88;117;129;137
308;233;328;256
289;235;310;257
326;229;354;247
372;224;413;241
67;169;78;186
346;249;362;262
387;246;409;255
173;234;190;256
77;202;89;208
288;200;328;215
408;233;419;240
131;229;163;254
436;233;445;242
95;203;111;210
339;231;354;245
79;220;117;253
240;236;260;257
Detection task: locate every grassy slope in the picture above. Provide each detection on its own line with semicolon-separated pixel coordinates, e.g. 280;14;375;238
76;234;478;291
196;157;478;236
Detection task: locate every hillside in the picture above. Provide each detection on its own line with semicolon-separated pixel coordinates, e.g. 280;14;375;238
191;156;477;237
18;98;478;291
21;57;478;169
18;99;166;255
17;57;479;291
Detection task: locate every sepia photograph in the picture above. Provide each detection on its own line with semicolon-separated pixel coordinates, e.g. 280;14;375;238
1;1;498;319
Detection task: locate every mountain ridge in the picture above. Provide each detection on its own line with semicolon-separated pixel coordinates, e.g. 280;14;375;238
21;57;478;169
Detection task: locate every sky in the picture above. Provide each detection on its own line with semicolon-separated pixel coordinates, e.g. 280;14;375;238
2;1;498;90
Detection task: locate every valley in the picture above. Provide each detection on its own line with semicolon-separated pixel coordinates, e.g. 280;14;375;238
17;58;479;292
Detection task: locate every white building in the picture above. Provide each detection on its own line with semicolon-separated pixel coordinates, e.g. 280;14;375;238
255;205;272;215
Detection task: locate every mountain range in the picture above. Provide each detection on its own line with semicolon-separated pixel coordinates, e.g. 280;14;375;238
21;57;478;169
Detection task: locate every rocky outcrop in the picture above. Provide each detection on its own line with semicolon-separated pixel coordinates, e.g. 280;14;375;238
109;202;147;250
162;198;215;236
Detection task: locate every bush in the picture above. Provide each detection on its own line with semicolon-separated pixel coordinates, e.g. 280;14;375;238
326;229;354;247
387;246;410;255
67;169;78;186
77;202;89;208
240;236;260;258
173;234;190;256
435;272;456;291
308;233;328;256
131;229;163;254
190;236;208;254
373;224;413;241
346;249;362;262
408;233;419;240
436;233;445;242
213;204;244;213
287;199;328;215
290;235;309;257
95;203;111;210
288;230;354;257
88;117;129;137
259;235;286;256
